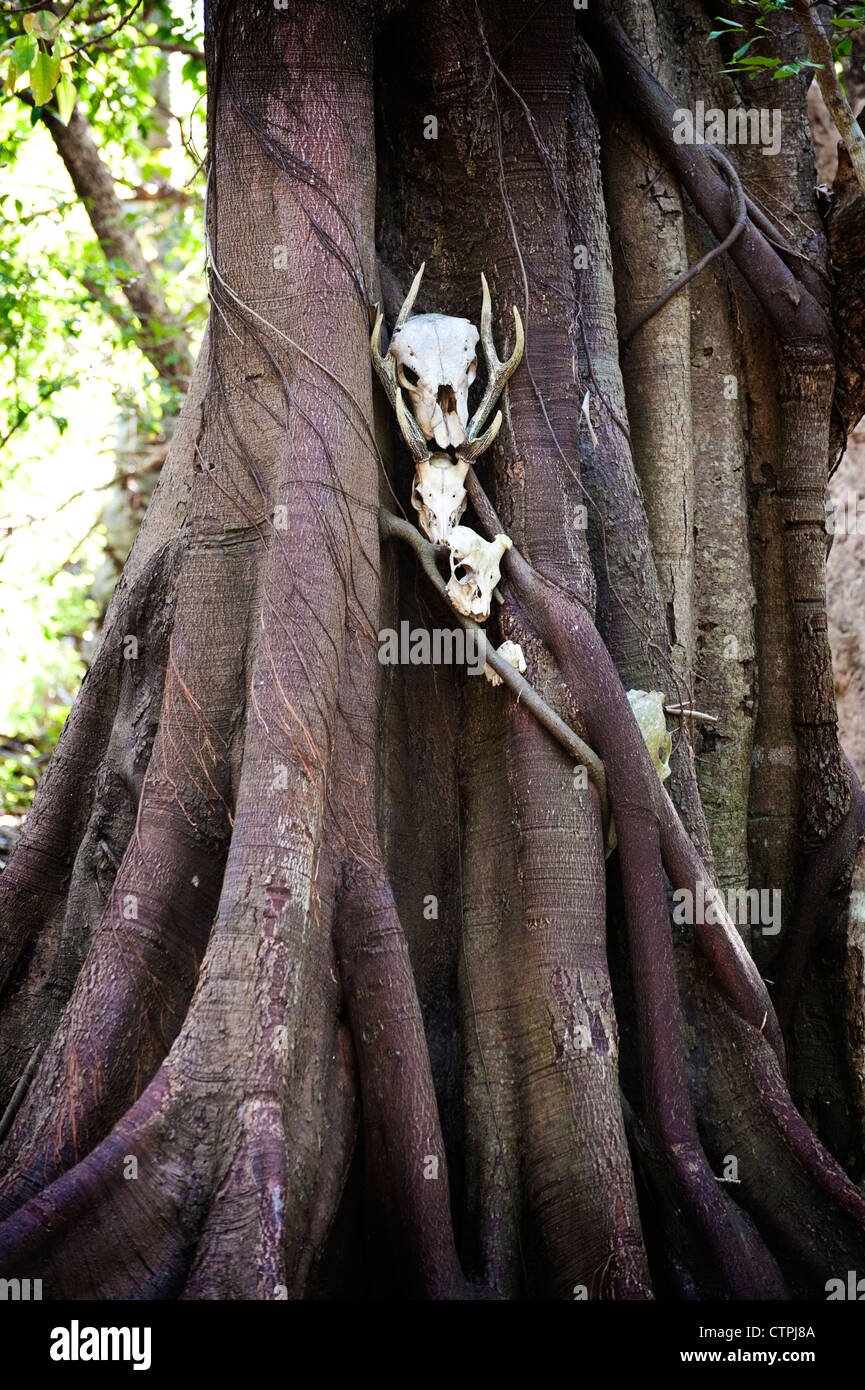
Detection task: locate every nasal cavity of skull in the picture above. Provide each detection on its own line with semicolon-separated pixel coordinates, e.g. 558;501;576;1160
437;383;457;416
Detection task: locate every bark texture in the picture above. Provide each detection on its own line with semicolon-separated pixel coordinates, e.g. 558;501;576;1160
1;0;865;1300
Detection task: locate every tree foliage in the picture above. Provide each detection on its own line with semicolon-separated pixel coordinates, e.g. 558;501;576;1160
0;1;206;813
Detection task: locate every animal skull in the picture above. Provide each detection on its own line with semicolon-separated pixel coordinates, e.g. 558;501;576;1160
484;640;527;687
446;526;512;622
370;263;524;467
411;455;470;543
389;315;479;450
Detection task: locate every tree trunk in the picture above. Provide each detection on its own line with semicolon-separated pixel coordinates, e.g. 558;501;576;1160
2;0;865;1300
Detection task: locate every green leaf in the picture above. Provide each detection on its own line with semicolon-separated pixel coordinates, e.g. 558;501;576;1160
24;10;61;41
712;15;745;27
12;35;38;73
181;56;201;83
772;58;823;78
29;52;60;106
55;74;76;124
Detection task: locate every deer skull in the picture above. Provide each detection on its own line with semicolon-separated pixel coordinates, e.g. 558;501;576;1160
411;454;470;543
370;263;524;468
446;526;512;622
390;315;479;450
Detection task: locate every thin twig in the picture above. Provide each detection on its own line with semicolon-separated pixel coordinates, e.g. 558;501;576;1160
619;158;746;345
0;1044;42;1144
60;0;145;62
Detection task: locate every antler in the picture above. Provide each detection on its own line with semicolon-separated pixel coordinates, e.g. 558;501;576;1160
369;262;426;408
464;273;524;444
394;262;425;332
457;410;502;463
395;386;431;463
370;263;430;461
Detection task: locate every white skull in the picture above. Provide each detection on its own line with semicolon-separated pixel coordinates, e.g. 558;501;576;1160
389;314;479;450
411;455;470;543
445;526;512;622
484;640;527;686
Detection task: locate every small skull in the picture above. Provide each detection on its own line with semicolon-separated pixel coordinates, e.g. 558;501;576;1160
484;640;527;686
411;455;470;544
389;314;479;450
445;526;512;622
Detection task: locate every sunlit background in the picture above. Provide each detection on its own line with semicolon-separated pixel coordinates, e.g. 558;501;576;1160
0;2;206;851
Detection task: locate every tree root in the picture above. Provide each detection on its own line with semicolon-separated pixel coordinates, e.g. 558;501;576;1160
774;751;865;1036
0;525;251;1211
383;501;760;1291
0;540;181;998
0;1070;200;1297
335;855;469;1299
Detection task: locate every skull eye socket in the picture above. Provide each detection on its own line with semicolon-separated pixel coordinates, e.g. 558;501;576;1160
399;364;420;388
454;564;472;583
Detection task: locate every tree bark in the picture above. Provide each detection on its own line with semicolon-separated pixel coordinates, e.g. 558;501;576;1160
2;0;865;1300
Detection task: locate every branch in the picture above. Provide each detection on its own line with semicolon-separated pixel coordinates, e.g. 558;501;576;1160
59;0;145;62
117;179;194;206
379;508;612;837
580;0;831;352
33;98;192;386
104;36;204;60
456;469;784;1062
379;502;778;1054
0;1046;41;1145
0;455;165;530
792;0;865;201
